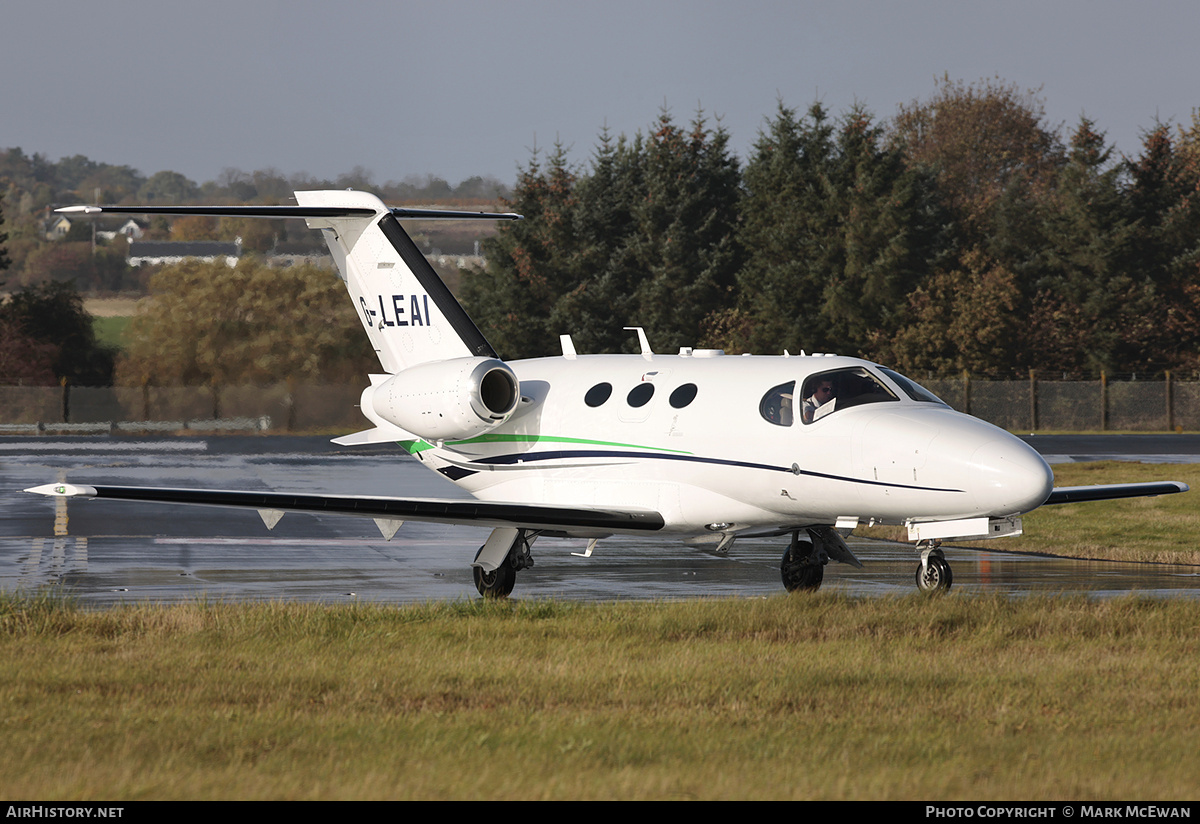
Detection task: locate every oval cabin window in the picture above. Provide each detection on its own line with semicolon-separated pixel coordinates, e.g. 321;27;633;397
626;383;655;408
669;383;698;408
584;382;613;407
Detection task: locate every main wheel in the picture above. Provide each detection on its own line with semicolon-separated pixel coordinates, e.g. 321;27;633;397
473;562;516;598
781;545;825;592
915;556;953;593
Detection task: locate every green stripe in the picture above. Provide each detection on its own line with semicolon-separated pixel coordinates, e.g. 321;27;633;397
449;433;693;455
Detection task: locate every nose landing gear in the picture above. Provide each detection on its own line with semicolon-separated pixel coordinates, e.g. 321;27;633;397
915;541;953;593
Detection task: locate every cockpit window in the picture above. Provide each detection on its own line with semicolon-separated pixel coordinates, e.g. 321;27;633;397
878;367;947;405
759;382;795;427
800;368;897;424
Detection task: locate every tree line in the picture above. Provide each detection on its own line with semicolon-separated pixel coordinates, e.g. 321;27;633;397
466;78;1200;379
4;76;1199;386
0;149;511;289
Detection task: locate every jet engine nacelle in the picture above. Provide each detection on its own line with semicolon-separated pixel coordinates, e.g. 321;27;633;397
366;356;520;442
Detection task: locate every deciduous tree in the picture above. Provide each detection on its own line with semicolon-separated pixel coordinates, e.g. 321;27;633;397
117;258;373;386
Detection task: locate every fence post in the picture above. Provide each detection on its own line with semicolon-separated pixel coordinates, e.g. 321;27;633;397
1029;369;1038;431
286;376;297;433
60;377;69;423
962;369;971;415
1100;372;1108;431
1166;370;1174;432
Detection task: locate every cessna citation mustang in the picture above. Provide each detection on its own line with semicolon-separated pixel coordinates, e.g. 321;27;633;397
28;190;1188;597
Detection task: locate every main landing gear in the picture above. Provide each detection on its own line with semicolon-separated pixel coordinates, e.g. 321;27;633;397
472;528;536;598
915;541;953;593
780;528;827;592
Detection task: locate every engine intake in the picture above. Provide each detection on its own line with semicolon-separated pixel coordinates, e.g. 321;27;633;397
365;357;520;442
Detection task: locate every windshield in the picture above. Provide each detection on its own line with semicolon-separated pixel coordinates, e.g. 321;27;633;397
878;367;948;405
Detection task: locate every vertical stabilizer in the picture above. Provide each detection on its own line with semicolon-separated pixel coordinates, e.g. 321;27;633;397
295;190;497;373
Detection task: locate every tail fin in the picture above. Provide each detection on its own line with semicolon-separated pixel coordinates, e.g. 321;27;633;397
294;190;499;372
57;191;520;373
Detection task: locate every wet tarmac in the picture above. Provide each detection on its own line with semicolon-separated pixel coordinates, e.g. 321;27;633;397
3;434;1198;604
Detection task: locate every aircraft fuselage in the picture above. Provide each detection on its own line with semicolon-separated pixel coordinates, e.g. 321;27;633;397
410;352;1055;538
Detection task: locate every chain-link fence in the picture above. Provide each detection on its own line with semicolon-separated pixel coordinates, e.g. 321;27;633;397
922;376;1196;431
0;383;364;433
0;377;1195;433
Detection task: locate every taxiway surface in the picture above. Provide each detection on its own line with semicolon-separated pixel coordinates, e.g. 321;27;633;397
3;434;1198;604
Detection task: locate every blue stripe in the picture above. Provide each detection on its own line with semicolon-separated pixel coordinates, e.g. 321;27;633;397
466;449;963;494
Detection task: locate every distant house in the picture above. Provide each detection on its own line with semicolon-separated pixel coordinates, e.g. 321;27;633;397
266;241;333;268
44;215;72;240
127;240;241;268
97;219;146;242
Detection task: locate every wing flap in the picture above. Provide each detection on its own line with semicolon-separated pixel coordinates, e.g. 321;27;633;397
25;483;665;533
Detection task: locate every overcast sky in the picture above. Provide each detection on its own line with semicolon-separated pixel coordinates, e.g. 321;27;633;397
4;0;1198;188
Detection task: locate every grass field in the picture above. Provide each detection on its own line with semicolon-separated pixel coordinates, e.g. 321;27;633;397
2;459;1195;800
91;315;130;350
1;593;1197;800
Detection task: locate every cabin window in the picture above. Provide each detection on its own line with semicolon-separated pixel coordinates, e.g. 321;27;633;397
584;382;613;407
759;382;795;426
627;383;655;408
669;383;698;409
800;367;897;424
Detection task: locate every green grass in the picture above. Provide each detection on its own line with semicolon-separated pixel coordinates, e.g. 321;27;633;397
2;594;1199;800
92;315;130;350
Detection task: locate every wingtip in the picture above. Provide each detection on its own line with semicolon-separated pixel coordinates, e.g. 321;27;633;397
55;205;103;214
25;483;98;497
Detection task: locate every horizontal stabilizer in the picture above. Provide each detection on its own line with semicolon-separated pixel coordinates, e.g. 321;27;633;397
1045;481;1189;505
57;204;522;221
25;483;665;533
331;427;416;447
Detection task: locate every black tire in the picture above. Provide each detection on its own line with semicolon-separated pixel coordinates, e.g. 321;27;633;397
915;556;953;593
473;562;516;598
781;545;825;592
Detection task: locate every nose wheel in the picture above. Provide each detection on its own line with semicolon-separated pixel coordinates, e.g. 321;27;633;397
915;543;953;593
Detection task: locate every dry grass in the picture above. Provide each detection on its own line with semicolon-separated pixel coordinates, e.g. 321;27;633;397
2;594;1198;800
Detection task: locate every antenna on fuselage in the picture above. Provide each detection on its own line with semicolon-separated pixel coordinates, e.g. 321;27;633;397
624;327;653;359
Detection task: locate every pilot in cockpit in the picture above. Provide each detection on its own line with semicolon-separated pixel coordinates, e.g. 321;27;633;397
801;378;835;423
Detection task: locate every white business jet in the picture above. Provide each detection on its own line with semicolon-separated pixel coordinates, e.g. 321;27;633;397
28;190;1188;597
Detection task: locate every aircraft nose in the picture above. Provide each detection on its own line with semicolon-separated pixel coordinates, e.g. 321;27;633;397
968;437;1054;515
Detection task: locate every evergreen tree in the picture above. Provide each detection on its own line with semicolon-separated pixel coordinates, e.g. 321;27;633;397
0;201;10;276
822;105;945;357
1027;118;1136;374
626;110;742;352
735;102;838;354
465;142;581;359
548;128;643;353
1121;121;1200;372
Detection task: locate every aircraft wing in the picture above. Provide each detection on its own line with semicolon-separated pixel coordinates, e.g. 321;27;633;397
1044;481;1189;505
24;483;665;535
